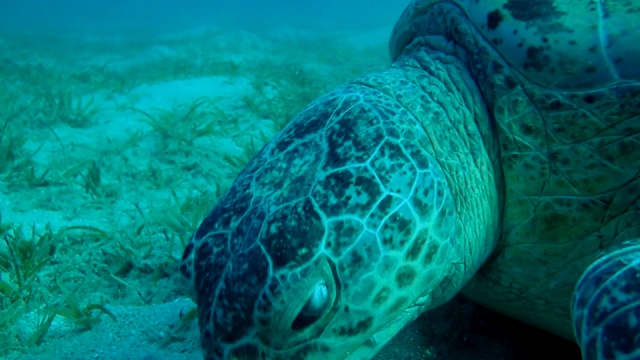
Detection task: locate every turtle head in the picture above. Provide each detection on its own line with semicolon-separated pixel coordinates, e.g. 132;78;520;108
182;196;414;360
179;98;460;360
181;210;396;360
180;11;504;352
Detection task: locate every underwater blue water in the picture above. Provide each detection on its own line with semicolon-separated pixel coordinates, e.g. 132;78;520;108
0;0;406;35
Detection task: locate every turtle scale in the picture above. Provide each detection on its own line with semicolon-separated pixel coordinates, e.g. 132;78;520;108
182;1;640;359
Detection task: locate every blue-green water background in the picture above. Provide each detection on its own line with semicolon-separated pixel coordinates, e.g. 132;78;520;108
0;0;405;35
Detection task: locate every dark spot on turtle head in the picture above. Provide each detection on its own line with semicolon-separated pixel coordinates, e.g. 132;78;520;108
487;9;504;30
261;199;324;269
194;234;229;302
273;99;333;153
569;40;577;46
422;243;440;265
343;249;365;276
395;266;417;288
312;167;382;218
325;219;363;257
338;316;374;336
323;101;385;170
372;287;390;305
405;228;428;261
231;206;267;253
195;179;253;239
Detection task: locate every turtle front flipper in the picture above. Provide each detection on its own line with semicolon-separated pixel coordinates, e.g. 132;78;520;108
572;239;640;359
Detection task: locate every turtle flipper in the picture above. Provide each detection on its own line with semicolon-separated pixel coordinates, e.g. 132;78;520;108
572;239;640;359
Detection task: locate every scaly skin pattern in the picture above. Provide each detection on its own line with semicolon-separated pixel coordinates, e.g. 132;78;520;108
572;240;640;359
391;0;640;343
181;47;500;359
182;0;640;358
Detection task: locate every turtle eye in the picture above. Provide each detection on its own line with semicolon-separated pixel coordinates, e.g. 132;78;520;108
291;281;329;330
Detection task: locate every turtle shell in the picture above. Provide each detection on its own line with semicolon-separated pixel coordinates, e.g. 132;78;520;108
390;0;640;89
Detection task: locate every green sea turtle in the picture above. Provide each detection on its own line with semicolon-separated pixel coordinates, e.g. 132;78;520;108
180;0;640;359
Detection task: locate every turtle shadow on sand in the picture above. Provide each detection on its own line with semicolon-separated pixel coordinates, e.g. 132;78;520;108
375;294;582;359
